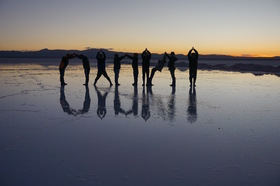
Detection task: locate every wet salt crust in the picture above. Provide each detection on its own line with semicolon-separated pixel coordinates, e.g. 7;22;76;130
0;63;280;186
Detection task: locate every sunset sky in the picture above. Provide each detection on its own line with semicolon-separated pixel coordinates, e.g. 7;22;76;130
0;0;280;56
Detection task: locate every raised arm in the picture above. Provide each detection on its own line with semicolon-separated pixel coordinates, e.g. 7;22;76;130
96;51;100;59
102;51;106;60
193;48;199;56
165;52;171;60
126;54;133;59
141;51;145;58
119;55;126;61
188;49;192;58
147;50;151;58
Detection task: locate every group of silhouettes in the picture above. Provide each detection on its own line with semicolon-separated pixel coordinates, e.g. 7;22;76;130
59;47;199;87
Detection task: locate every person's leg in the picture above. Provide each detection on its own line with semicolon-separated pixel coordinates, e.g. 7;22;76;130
150;68;156;80
84;68;90;85
60;68;66;85
103;71;113;86
170;69;175;86
133;68;138;86
114;69;120;85
142;68;145;86
189;69;193;87
172;70;176;86
146;69;150;86
94;70;102;86
149;68;157;85
193;70;197;86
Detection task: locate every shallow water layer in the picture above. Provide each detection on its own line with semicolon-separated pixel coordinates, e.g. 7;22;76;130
0;63;280;186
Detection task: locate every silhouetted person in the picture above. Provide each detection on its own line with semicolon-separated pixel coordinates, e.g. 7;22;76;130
126;86;138;117
114;85;126;116
166;52;178;87
94;50;113;86
141;48;151;86
141;87;151;121
126;53;139;86
148;54;167;86
59;53;75;86
60;86;77;115
187;87;197;123
188;47;199;87
95;86;110;120
77;86;91;115
113;54;126;86
76;54;90;85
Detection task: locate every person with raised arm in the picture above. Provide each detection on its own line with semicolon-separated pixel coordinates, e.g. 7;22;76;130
126;53;139;86
113;53;126;86
93;50;113;86
188;47;199;87
166;51;178;87
141;48;151;86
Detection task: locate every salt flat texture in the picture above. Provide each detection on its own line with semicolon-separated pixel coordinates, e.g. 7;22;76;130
0;63;280;186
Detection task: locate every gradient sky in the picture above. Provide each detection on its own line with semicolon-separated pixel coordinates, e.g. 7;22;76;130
0;0;280;56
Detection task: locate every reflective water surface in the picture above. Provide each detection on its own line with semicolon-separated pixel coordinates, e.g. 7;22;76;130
0;63;280;185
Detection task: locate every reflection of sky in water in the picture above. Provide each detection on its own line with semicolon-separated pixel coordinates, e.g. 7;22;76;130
0;64;280;185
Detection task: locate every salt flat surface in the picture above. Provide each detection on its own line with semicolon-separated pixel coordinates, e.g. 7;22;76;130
0;63;280;186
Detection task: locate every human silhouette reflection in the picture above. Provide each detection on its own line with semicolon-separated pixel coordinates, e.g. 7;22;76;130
126;86;139;117
60;86;77;115
187;87;197;123
60;86;91;116
168;86;176;121
141;86;152;121
95;86;111;120
114;85;126;116
77;86;91;115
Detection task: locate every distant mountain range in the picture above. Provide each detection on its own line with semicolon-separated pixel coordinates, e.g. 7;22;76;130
0;48;279;60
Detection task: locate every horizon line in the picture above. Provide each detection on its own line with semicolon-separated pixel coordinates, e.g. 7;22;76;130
0;48;279;58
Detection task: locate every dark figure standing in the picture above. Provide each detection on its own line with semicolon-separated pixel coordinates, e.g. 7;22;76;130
166;52;178;87
59;54;75;86
76;54;90;86
188;47;199;87
148;54;167;86
113;54;126;86
94;50;113;86
126;53;139;86
141;48;151;86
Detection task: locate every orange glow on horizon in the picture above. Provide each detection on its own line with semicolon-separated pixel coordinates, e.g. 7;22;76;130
0;46;279;58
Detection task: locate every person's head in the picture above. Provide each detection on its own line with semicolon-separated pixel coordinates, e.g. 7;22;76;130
114;54;118;58
171;52;175;56
99;53;104;58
